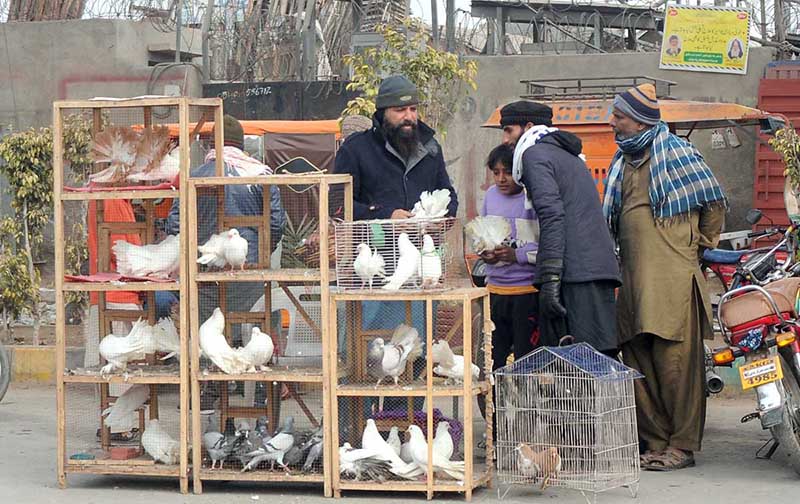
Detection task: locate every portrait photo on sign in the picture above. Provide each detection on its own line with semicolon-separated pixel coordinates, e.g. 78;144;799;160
665;34;682;57
727;37;744;59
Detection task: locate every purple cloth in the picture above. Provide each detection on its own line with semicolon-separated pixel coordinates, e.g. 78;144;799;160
481;185;538;286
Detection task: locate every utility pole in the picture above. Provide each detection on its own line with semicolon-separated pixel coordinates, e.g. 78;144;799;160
445;0;455;51
775;0;786;44
175;0;182;63
431;0;439;47
760;0;767;39
302;0;317;80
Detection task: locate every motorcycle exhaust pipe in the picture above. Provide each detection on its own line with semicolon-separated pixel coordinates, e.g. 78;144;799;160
706;369;725;394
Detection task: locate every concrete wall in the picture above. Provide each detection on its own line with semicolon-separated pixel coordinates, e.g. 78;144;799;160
443;48;777;231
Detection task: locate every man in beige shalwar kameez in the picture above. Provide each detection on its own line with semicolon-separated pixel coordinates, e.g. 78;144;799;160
603;84;726;471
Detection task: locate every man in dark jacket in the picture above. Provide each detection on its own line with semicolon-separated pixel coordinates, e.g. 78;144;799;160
500;101;621;356
334;74;458;220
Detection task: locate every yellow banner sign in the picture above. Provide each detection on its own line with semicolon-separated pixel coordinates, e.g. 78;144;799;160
660;4;751;75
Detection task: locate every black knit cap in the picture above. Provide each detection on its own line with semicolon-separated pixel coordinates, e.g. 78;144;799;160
499;101;553;127
375;75;419;109
215;114;244;148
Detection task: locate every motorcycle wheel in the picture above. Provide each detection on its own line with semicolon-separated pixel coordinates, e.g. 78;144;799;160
0;344;10;403
770;354;800;476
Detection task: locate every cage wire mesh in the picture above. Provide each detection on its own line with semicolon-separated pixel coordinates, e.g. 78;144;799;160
334;217;460;291
65;383;183;469
62;287;182;378
196;380;325;475
333;296;492;486
494;343;642;498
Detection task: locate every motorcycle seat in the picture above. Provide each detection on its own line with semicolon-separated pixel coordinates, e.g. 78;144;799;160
703;248;749;264
719;277;800;330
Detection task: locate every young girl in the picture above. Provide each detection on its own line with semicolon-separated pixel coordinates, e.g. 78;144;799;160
480;144;540;370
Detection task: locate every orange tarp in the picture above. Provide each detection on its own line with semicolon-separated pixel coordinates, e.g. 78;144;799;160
159;119;341;139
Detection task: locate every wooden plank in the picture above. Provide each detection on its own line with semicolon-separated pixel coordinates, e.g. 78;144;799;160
189;174;353;187
197;469;324;482
330;294;342;497
188;180;204;495
196;269;321;283
61;189;179;201
330;288;486;302
344;179;354;222
62;281;180;292
214;105;224;177
482;293;495;490
53;102;67;490
63;374;182;385
178;99;192;495
198;370;323;383
53;97;221;109
426;298;434;500
463;299;473;501
334;382;488;397
65;463;180;477
319;179;332;498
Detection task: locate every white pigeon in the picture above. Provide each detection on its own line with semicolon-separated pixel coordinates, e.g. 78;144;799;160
142;418;180;465
98;322;147;374
339;443;395;481
431;339;480;384
419;234;442;288
387;426;402;456
382;233;421;290
400;437;414;463
433;421;454;461
199;308;249;375
224;228;249;271
197;232;227;268
113;234;180;279
353;243;386;289
238;326;274;372
373;324;423;386
411;189;451;219
154;317;181;360
127;147;180;183
102;384;149;430
361;419;422;479
242;424;295;472
464;215;512;254
407;424;464;480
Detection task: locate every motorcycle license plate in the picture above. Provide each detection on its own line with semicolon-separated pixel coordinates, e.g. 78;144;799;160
739;355;783;390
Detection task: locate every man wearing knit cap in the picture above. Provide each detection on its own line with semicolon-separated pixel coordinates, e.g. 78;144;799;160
604;84;726;471
334;74;458;220
499;101;621;357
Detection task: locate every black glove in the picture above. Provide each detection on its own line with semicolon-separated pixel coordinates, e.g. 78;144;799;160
539;279;567;319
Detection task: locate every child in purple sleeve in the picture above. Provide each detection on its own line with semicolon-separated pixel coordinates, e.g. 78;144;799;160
480;144;540;371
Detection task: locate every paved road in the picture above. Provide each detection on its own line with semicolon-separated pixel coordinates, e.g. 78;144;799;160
1;384;798;503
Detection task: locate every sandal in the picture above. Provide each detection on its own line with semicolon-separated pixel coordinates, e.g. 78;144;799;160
642;447;695;471
639;450;661;465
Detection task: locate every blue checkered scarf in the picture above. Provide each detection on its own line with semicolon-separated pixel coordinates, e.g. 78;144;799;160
602;121;726;236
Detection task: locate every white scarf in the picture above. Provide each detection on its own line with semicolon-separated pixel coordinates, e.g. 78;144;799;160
511;125;559;209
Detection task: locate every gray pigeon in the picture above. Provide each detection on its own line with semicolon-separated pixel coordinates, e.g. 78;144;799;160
301;424;324;472
202;431;232;470
367;338;387;384
242;416;296;472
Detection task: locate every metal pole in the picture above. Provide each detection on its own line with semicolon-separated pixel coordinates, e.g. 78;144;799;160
445;0;455;51
302;0;317;80
496;6;504;55
431;0;439;47
775;0;786;44
760;0;767;38
201;0;215;81
175;0;182;63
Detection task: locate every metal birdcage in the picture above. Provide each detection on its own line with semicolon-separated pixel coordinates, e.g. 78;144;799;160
334;217;459;291
494;343;642;501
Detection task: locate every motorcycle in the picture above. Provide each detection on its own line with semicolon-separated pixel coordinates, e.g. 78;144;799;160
0;340;9;402
709;280;800;475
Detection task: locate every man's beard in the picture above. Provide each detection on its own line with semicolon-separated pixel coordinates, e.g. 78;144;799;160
383;116;419;160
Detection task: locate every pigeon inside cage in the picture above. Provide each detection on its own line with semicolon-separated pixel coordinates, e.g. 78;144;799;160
334;217;458;290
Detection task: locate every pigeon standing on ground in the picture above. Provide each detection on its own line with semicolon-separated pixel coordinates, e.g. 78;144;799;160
382;233;421;290
407;424;464;480
411;189;451;219
238;327;274;372
142;419;180;465
419;234;442;288
353;243;386;289
113;234;180;279
387;426;402;456
431;339;480;384
199;308;249;374
373;324;423;386
102;384;149;430
98;322;147;374
433;421;454;461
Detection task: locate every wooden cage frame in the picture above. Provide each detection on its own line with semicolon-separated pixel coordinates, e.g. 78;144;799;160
54;97;223;494
329;288;494;501
187;173;353;495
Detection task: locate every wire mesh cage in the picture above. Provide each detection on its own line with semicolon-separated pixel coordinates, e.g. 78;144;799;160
494;343;642;499
64;383;185;475
194;380;325;478
334;217;461;291
330;289;494;499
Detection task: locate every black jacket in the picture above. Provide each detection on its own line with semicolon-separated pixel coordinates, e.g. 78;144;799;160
520;131;620;286
333;116;458;220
